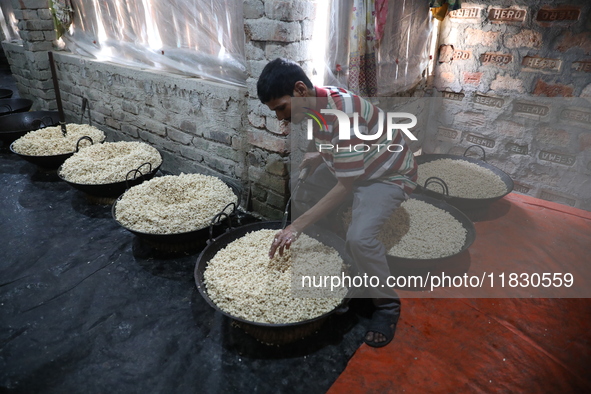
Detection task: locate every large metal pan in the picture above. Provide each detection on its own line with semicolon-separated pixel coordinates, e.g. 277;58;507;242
0;89;13;99
58;161;162;199
112;179;243;247
194;220;350;345
0;111;60;144
385;193;476;267
10;135;99;170
415;145;514;212
0;99;33;115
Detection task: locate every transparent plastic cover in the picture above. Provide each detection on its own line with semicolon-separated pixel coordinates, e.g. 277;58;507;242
324;0;433;95
60;0;247;87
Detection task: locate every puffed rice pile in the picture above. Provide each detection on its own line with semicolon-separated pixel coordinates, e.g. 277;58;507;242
114;173;237;234
204;229;346;324
59;141;162;185
343;198;467;259
417;158;507;199
11;124;106;156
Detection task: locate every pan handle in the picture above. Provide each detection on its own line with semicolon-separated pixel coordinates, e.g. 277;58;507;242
75;136;93;152
80;97;93;126
463;145;486;162
207;202;236;244
31;118;50;129
124;163;151;190
424;176;449;197
0;104;13;113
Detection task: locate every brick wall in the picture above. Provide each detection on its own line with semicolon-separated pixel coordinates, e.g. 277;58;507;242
427;0;591;211
2;0;319;219
2;0;54;110
243;0;316;218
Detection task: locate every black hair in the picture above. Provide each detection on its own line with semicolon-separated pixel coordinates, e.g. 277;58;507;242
256;58;313;104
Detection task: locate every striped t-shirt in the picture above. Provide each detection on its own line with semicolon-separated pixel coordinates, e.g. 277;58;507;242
312;86;417;195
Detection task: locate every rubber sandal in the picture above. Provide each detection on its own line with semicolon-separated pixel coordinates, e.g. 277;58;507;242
364;309;399;348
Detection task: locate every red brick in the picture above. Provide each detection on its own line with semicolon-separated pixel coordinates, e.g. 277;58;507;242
463;72;483;85
532;79;574;97
247;129;288;153
465;28;500;46
555;32;591;54
438;45;454;63
579;133;591;152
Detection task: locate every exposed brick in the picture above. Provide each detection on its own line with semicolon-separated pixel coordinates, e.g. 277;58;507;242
144;119;166;137
521;56;561;72
247;129;288;153
21;10;38;20
265;41;311;62
579;133;591;152
490;74;525;93
22;0;49;9
121;124;139;138
264;0;315;21
488;8;526;23
301;20;314;40
434;71;455;90
244;19;302;43
463;72;482;85
535;127;571;147
243;0;264;19
452;50;471;61
449;7;481;20
37;8;52;20
248;113;266;128
122;101;139;115
23;20;55;31
105;117;120;130
438;45;454;63
265;154;288;176
248;166;288;195
479;53;512;66
463;28;499;47
572;61;591;73
455;111;487;129
179;145;204;162
266;190;288;209
245;41;265;61
536;7;581;22
251;198;283;220
167;127;193;145
555;31;591;54
504;29;542;49
204;129;233;145
179;120;196;134
532;79;573;97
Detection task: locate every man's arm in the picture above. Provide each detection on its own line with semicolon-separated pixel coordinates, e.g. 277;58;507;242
269;175;356;258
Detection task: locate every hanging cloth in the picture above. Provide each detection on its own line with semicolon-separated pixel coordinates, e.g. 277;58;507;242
429;0;461;21
348;0;378;97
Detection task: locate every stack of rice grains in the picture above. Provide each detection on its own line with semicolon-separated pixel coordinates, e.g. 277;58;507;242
113;173;238;251
59;141;162;203
10;124;106;169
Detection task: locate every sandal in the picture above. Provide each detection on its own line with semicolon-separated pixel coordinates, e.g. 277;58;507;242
364;309;399;348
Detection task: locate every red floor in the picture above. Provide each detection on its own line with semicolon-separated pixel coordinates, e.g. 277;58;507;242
329;194;591;393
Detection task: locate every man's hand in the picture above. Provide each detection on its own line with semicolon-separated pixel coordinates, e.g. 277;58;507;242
300;152;322;176
269;224;300;258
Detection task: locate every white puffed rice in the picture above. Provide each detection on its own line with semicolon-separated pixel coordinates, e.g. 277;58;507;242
204;229;346;324
59;141;162;185
115;173;237;234
11;124;106;156
417;158;507;199
344;199;467;259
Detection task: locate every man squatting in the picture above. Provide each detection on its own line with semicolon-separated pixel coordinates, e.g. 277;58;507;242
258;58;418;347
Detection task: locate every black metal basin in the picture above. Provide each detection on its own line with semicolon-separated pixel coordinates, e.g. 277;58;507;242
0;99;34;116
0;111;60;144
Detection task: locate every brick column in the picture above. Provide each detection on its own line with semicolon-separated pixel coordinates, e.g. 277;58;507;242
243;0;316;218
4;0;56;109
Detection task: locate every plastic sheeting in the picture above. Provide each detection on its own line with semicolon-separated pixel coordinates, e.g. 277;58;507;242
329;193;591;392
61;0;247;86
0;0;20;43
325;0;433;95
